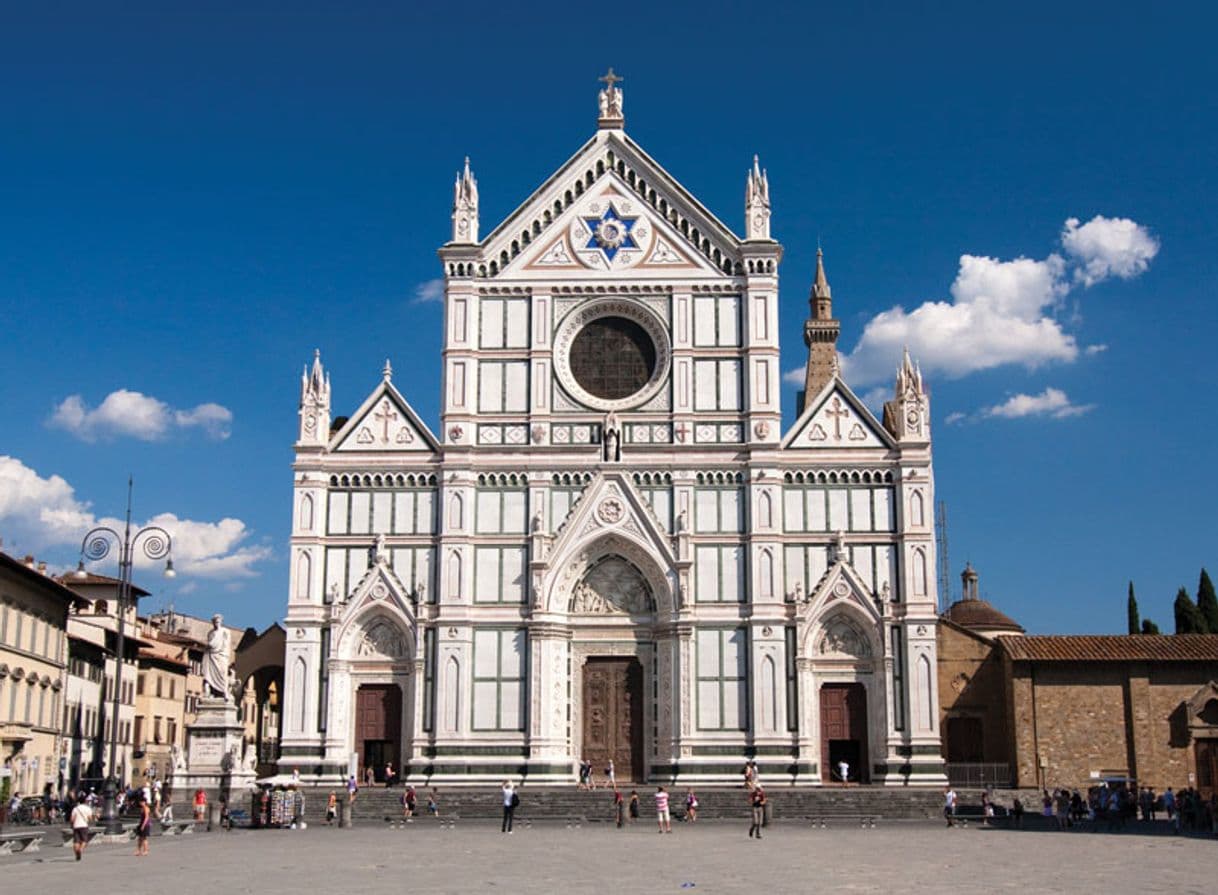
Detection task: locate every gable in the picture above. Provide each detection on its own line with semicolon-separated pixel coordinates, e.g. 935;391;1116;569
480;131;743;280
331;380;439;454
783;380;893;451
505;177;725;279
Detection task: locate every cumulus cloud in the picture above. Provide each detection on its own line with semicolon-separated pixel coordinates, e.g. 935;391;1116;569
983;388;1094;420
412;278;445;304
1061;215;1159;287
0;456;270;579
817;215;1157;390
48;390;232;442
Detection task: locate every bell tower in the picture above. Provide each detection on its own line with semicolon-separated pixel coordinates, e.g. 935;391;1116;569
801;248;840;408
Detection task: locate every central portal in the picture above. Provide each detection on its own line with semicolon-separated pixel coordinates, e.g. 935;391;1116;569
355;683;401;783
820;682;869;784
582;657;644;783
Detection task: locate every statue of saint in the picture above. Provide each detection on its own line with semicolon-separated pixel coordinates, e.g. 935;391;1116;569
204;614;232;701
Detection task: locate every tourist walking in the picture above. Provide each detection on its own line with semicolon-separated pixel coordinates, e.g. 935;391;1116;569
193;787;207;822
134;797;152;856
364;765;375;787
70;797;92;862
403;785;417;821
655;786;672;833
685;789;699;822
614;789;624;828
501;781;518;833
427;790;439;817
347;774;359;804
384;762;396;788
748;786;767;839
605;758;617;791
578;758;592;790
837;758;850;785
326;791;338;825
1011;797;1024;828
628;790;639;824
943;785;957;827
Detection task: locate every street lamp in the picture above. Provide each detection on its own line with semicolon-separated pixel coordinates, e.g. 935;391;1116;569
75;477;174;834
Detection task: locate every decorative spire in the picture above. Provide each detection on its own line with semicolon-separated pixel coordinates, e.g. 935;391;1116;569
882;345;930;441
745;154;771;241
382;358;393;381
597;68;624;129
298;349;331;446
451;156;479;243
800;248;841;407
961;563;980;601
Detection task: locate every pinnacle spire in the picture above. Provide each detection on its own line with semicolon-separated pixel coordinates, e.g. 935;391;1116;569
812;247;831;301
382;358;393;381
744;154;771;240
451;157;479;243
801;246;841;408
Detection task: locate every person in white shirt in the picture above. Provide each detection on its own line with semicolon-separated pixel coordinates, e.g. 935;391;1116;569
837;759;850;784
943;786;958;827
71;800;93;861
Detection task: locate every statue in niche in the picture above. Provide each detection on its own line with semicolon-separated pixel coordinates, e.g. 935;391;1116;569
370;532;388;564
358;621;404;658
603;412;621;462
570;556;652;614
818;619;871;658
531;509;544;533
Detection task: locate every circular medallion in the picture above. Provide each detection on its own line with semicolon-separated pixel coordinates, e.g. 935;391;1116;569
597;498;625;524
554;298;671;411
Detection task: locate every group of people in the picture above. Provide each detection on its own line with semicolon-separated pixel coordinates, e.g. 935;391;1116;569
576;757;617;790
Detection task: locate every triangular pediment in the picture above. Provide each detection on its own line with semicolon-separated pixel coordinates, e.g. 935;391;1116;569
549;470;676;569
330;378;439;453
800;556;882;625
337;559;417;659
782;379;894;451
478;131;745;280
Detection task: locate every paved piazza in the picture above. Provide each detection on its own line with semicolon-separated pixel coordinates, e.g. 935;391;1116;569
2;821;1214;893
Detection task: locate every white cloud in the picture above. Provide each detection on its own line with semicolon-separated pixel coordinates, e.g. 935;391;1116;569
1084;344;1108;355
0;456;270;580
1061;215;1159;287
48;390;232;442
982;387;1094;420
782;367;805;387
411;278;445;304
828;216;1157;389
944;411;967;426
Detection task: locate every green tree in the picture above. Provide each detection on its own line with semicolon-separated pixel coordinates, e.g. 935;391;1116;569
1197;568;1218;634
1141;618;1161;635
1174;587;1206;634
1127;582;1140;634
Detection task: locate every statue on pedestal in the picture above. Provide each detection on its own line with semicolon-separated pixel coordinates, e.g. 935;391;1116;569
204;614;232;701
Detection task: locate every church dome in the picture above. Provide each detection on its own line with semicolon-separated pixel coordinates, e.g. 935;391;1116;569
943;563;1024;636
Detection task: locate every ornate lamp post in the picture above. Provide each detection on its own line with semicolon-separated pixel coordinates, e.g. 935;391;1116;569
74;477;174;834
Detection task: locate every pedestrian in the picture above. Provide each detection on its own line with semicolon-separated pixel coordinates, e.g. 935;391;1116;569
605;758;616;791
403;785;417;821
837;758;850;785
943;785;957;827
427;790;439;817
1011;797;1024;829
501;781;518;833
685;789;698;823
364;765;375;788
347;774;359;804
614;789;624;828
326;791;338;826
578;758;591;790
384;762;396;788
628;790;639;824
70;796;92;861
291;767;300;787
981;791;992;826
655;786;672;834
134;796;151;856
193;787;207;822
749;786;767;839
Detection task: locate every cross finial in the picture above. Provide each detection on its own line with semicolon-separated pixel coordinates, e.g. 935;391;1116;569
599;67;623;90
597;68;625;127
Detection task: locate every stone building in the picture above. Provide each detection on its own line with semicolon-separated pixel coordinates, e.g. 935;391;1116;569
0;552;73;799
937;564;1218;796
280;77;945;786
132;631;189;782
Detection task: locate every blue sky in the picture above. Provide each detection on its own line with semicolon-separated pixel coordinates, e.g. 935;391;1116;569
1;2;1214;633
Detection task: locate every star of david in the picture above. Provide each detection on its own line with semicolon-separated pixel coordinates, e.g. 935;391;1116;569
582;204;639;262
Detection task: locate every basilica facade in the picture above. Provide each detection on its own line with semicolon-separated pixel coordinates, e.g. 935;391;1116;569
279;80;945;786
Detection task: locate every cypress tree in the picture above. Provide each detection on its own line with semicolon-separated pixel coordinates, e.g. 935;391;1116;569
1197;568;1218;634
1174;587;1206;634
1141;618;1161;635
1127;582;1140;634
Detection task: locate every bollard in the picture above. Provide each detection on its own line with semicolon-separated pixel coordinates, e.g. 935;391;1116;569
340;799;353;828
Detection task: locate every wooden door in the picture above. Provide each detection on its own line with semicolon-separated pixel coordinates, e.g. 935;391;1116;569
355;684;401;781
820;683;869;783
1197;739;1218;799
582;658;644;783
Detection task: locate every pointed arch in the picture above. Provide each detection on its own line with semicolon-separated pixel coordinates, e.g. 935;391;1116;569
912;548;928;597
295;551;311;599
758;548;774;599
915;653;933;731
446;550;462;598
910;491;925;528
448;492;464;528
760;654;777;733
299;493;314;531
442;655;460;733
758;490;774;529
291;656;307;733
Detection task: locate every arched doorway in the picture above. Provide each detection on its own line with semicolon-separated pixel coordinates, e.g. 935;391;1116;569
356;683;402;783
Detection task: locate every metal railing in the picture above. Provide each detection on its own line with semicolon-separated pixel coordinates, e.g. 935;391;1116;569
946;762;1012;788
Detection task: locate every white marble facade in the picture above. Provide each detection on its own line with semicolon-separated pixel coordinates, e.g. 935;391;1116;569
279;81;945;786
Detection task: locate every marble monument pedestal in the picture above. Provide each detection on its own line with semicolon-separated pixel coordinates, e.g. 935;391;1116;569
178;697;256;797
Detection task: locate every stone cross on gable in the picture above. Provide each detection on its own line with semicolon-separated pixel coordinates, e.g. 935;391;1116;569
374;400;399;444
826;397;849;440
597;67;624;123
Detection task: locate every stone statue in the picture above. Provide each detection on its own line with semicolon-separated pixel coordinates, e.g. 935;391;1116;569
372;532;388;564
531;509;544;533
603;412;621;462
171;743;187;775
242;742;257;774
204;614;232;701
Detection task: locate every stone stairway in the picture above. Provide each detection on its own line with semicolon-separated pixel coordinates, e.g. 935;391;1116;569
280;786;941;826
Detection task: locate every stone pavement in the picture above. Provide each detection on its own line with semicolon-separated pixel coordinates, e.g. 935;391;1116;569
1;820;1214;894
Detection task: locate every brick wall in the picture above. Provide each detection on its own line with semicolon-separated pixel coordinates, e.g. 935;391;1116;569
936;623;1010;765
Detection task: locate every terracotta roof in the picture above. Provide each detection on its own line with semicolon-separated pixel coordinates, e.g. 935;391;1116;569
56;571;151;598
0;551;84;607
942;598;1024;634
1001;635;1218;662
